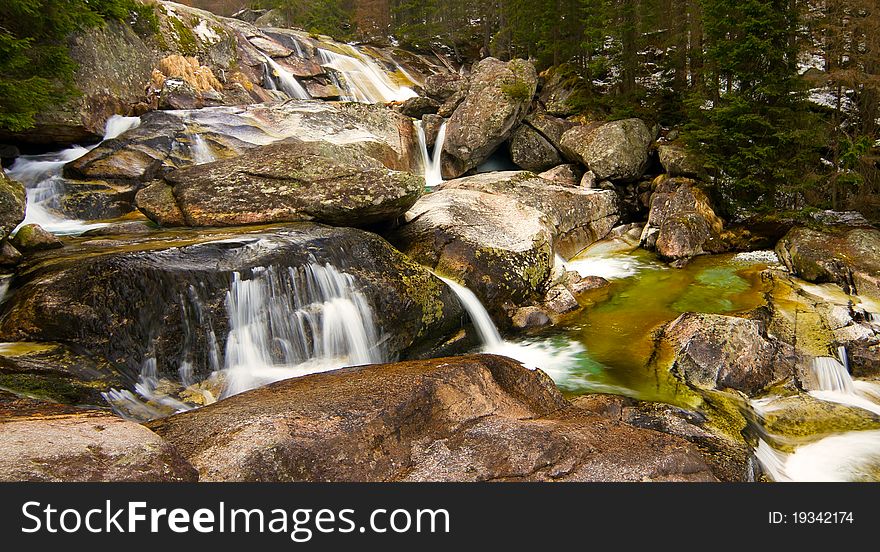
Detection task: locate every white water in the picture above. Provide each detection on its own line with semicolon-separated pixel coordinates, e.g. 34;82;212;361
189;134;216;164
260;53;311;100
415;120;447;188
438;275;588;381
754;347;880;481
316;48;417;103
103;115;141;140
222;263;384;396
6;114;142;235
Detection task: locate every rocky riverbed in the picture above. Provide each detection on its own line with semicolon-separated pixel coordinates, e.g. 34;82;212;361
0;0;878;483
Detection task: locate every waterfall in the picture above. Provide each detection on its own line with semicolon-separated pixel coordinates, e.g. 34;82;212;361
103;114;141;140
414;120;447;188
262;62;278;91
260;53;311;100
438;275;586;381
6;114;141;235
808;347;880;416
316;48;417;104
755;432;880;482
222;263;384;396
189;134;216;164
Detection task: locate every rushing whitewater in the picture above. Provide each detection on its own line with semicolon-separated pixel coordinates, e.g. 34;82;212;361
7;114;141;235
415;120;447;187
189;134;216;164
105;261;386;419
260;53;311;100
316;48;417;103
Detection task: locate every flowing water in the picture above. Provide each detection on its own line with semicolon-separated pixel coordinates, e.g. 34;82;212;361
260;53;311;100
104;261;386;420
189;133;216;164
415;120;447;188
6;115;142;235
316;47;417;103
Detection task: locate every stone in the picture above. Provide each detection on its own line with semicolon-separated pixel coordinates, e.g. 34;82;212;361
560;118;654;182
509;124;564;173
397;96;440;118
147;355;717;481
658;143;704;178
423;73;465;101
442;58;538;177
538;164;581;186
10;224;63;253
0;169;26;241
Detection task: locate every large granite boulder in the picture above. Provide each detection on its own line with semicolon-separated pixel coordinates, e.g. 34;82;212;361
640;176;725;262
388;188;554;322
0;225;464;380
776;226;880;298
509;124;563;173
0;391;197;482
442;58;537;177
136;138;423;227
147;355;717;481
655;313;796;396
560;118;654;182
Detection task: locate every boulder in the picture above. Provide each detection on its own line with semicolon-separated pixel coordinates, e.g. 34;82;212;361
423;73;466;101
641;176;725;262
0;169;26;241
0;224;464;380
538;66;587;116
397;96;440;118
10;224;63;253
509;124;563;173
0;342;128;405
658;143;704;178
524;110;575;152
388;188;554;321
67;101;422;184
439;171;620;258
560;118;654;182
442;58;538;177
538;164;581;186
0;241;23;268
57;181;137;220
137;138;424;227
656;313;796;396
148;355;717;481
775;226;880;298
158;78;205;110
0;396;197;482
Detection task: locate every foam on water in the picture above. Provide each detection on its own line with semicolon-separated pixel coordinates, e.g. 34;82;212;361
316;48;417;103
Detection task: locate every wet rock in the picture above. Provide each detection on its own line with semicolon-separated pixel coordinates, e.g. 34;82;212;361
754;394;880;440
0;241;22;268
0;224;464;379
10;225;63;253
509;124;563;173
572;394;754;482
560;118;654;182
81;221;155;237
0;402;197;482
0;169;26;241
388;188;553;322
397;96;440;118
442;58;537;177
656;313;796;396
511;306;551;329
640;176;725;262
57;181;137;220
0;342;128;405
776;226;880;298
67;101;422;184
303;81;340;99
135;181;187;227
148;354;717;481
139;138;423;227
423;73;466;101
538;164;581;186
438;171;619;259
658;143;704;178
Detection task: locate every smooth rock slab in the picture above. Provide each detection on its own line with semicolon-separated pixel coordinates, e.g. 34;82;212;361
148;355;717;482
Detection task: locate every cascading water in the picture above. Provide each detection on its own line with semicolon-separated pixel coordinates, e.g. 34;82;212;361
753;347;880;481
104;261;386;419
316;48;417;103
415;120;447;188
189;134;216;165
438;275;586;383
260;53;311;100
7;114;141;235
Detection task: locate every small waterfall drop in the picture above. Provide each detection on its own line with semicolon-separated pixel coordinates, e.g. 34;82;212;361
103;114;141;140
438;275;586;381
222;263;384;396
316;48;417;103
189;134;216;165
414;120;447;188
260;53;311;100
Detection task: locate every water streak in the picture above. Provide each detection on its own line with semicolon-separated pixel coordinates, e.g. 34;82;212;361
260;53;311;100
415;120;447;188
316;48;416;103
